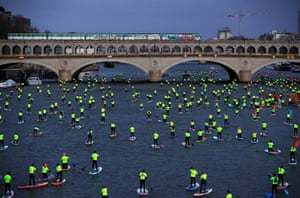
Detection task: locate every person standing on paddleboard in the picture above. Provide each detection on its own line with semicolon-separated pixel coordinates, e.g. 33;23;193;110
270;173;279;197
138;170;148;193
28;163;37;185
41;163;50;179
55;163;63;182
0;132;5;148
184;131;191;146
189;167;198;187
153;131;159;146
277;166;286;186
87;128;93;143
129;126;135;138
91;151;99;170
3;172;13;196
290;145;297;162
199;171;208;193
267;140;274;152
61;153;70;169
100;186;109;198
12;132;19;145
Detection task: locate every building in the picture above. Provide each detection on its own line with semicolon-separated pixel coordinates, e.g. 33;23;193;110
217;27;233;40
0;6;38;39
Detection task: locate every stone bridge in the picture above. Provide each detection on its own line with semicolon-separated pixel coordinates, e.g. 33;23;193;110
0;38;299;82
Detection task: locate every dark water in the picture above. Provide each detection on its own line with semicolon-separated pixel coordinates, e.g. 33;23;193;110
0;70;300;198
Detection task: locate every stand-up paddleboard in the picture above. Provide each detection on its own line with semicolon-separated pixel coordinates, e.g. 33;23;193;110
277;182;289;190
17;121;24;125
10;141;19;146
250;139;259;144
109;133;118;138
0;145;8;151
62;165;71;171
284;122;292;126
235;136;244;140
85;140;94;146
185;183;200;191
288;159;298;165
51;179;66;187
196;137;207;143
17;181;48;190
89;167;102;175
75;125;82;129
260;132;268;137
264;149;281;155
1;190;14;198
129;136;137;141
151;144;163;149
212;136;224;141
37;174;55;182
181;142;193;148
137;188;149;196
31;132;43;137
193;188;213;197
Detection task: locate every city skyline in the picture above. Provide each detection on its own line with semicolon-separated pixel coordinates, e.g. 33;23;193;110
0;0;299;38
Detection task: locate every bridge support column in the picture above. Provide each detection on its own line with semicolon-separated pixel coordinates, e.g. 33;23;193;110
148;70;162;82
58;70;72;82
239;70;252;83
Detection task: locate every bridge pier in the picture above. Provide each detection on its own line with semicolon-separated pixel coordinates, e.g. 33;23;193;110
239;70;252;83
58;70;72;82
148;70;162;82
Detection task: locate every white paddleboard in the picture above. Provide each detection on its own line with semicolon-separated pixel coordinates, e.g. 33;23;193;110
193;188;213;197
264;149;281;155
0;145;8;151
185;183;200;191
151;144;161;149
10;141;19;146
2;190;14;198
235;136;244;140
250;139;258;144
129;136;137;141
89;167;102;175
85;140;94;145
137;188;149;196
212;136;224;141
181;142;192;148
288;160;298;165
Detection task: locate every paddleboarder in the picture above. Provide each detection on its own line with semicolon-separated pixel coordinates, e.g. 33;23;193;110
100;186;109;198
28;163;37;185
189;167;198;187
267;140;274;152
153;131;159;146
199;172;207;193
91;150;100;170
55;163;63;182
293;123;298;137
0;132;5;148
61;153;70;169
87;128;93;143
2;172;13;197
270;173;279;197
41;163;50;179
138;170;148;193
225;190;233;198
290;145;297;162
277;166;285;186
12;132;19;145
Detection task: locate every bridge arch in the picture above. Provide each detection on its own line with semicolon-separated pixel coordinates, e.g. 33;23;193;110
172;46;181;53
107;45;117;54
65;46;73;55
236;46;245;54
162;45;171;53
0;60;59;76
161;58;239;80
97;45;106;54
118;45;127;53
33;45;42;55
251;59;300;75
12;45;21;55
215;46;224;54
203;46;213;54
54;45;63;55
290;46;298;55
279;46;288;54
247;46;256;54
129;45;138;54
2;45;10;55
23;45;31;55
268;46;277;54
44;45;52;55
70;59;149;79
193;46;202;53
225;46;234;54
258;46;266;54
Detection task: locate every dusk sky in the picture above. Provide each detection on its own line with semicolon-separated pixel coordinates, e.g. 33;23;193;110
1;0;299;38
